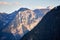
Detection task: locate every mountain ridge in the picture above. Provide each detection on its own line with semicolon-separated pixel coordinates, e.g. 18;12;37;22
0;7;50;40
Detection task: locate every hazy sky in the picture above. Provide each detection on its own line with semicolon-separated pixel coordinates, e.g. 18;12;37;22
0;0;60;13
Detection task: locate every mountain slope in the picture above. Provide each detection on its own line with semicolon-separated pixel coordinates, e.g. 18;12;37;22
21;6;60;40
33;9;50;18
0;13;10;31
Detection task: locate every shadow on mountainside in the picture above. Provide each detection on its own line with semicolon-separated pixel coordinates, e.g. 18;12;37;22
0;32;16;40
21;6;60;40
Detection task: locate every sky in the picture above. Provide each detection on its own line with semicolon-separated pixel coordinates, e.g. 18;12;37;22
0;0;60;13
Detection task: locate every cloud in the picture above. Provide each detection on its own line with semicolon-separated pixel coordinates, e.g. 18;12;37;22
0;1;11;5
0;1;20;5
14;2;20;5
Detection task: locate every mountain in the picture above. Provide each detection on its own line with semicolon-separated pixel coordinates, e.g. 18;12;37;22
0;13;17;40
0;32;16;40
0;8;50;40
0;13;10;31
2;10;39;40
21;6;60;40
33;9;50;19
18;8;30;12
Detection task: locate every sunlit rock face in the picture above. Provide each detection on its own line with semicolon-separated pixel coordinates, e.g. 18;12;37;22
19;10;40;31
7;10;41;38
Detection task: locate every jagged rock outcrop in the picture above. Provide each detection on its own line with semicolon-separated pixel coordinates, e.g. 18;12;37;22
21;6;60;40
